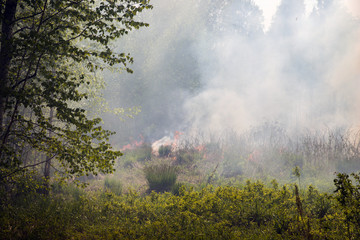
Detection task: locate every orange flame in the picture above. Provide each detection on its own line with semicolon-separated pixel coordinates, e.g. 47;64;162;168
121;135;145;151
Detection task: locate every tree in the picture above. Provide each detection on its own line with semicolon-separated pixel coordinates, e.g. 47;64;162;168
0;0;152;190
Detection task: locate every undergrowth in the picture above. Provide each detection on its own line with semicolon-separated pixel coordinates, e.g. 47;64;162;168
1;172;360;239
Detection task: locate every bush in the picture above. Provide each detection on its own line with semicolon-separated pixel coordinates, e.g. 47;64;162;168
171;182;186;196
174;149;198;165
104;177;122;196
2;176;360;239
158;145;172;157
144;164;177;193
51;182;85;201
121;144;152;168
222;159;243;178
333;172;360;239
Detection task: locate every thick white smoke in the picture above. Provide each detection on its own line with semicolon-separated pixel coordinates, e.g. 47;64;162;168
183;0;360;134
345;0;360;18
104;0;360;143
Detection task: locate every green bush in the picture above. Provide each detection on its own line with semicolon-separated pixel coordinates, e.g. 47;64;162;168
174;150;194;165
174;148;203;166
2;176;360;239
51;182;85;201
334;172;360;239
104;177;122;196
144;164;177;192
134;144;152;162
158;145;172;157
222;159;243;178
121;144;152;168
171;182;186;196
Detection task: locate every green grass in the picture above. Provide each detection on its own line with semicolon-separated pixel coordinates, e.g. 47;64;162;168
104;176;122;196
144;163;178;193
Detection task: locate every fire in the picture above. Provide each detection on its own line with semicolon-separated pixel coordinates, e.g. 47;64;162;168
151;131;185;156
123;131;212;160
121;135;144;151
247;150;260;163
172;131;183;151
151;136;173;156
195;144;205;152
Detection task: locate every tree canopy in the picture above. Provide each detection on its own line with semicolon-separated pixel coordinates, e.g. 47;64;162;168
0;0;152;186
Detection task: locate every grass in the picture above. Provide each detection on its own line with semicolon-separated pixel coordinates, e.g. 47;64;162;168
77;124;360;194
104;176;122;195
143;163;178;193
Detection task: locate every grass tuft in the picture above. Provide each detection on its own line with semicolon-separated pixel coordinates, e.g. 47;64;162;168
144;164;177;193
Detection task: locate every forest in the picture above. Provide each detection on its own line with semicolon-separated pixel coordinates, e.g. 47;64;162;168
1;0;360;239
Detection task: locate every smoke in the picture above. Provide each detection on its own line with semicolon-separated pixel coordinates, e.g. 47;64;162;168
103;0;360;144
345;0;360;18
183;0;360;134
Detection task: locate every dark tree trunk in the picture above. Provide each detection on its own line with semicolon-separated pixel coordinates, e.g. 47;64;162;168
0;0;18;152
42;107;54;195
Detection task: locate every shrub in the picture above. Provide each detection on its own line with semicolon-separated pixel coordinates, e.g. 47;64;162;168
158;145;172;157
104;177;122;196
144;164;177;193
334;172;360;239
121;144;152;168
133;144;152;162
2;175;360;239
171;182;186;196
174;150;194;165
222;159;243;178
51;183;85;201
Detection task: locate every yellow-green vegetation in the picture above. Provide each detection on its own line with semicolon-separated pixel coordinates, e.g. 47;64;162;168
1;172;360;240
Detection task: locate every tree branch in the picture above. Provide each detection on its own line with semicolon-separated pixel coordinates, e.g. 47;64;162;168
0;154;57;180
11;52;44;90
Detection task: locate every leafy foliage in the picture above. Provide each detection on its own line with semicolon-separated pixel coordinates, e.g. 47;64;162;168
2;176;360;239
0;0;152;187
334;172;360;238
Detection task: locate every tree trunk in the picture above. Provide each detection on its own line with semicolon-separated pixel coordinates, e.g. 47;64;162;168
0;0;18;153
42;107;54;194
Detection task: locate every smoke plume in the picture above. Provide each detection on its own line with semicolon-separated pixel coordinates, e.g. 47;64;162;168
103;0;360;144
